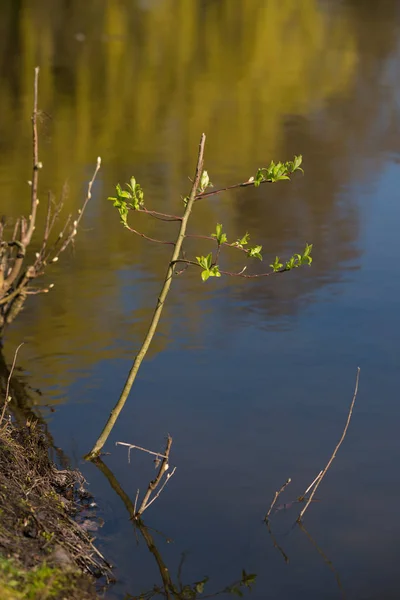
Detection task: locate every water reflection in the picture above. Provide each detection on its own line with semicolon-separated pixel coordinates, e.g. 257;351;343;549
94;456;256;599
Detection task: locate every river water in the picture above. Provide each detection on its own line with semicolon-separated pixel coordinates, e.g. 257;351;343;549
1;1;400;598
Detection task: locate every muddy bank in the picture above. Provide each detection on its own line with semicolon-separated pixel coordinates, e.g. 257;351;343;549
0;416;112;599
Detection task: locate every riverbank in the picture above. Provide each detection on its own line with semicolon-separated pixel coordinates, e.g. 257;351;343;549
0;416;112;599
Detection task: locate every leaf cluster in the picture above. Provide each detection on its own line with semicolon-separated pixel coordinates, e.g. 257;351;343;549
254;155;303;186
269;243;313;272
196;254;221;282
108;177;144;226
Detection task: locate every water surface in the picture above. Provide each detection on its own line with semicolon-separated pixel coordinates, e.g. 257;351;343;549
1;1;400;598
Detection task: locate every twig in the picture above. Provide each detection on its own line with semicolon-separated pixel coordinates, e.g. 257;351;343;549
136;435;173;516
141;467;176;512
265;478;291;521
134;489;139;515
301;470;323;498
116;441;168;463
265;520;290;564
0;343;24;425
140;207;182;222
298;522;346;598
297;368;361;521
23;67;40;247
195;179;255;201
125;226;174;245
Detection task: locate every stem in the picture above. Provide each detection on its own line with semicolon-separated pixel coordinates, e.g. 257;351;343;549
297;367;361;522
22;67;40;247
85;134;206;459
265;478;291;521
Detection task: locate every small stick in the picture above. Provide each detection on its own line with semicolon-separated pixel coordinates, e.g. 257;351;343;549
297;368;360;522
133;488;139;515
136;435;173;516
265;478;291;521
302;470;323;497
0;343;24;425
116;441;168;463
142;467;177;512
23;67;40;247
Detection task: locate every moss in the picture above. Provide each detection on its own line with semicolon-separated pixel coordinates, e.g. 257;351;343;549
0;557;97;600
0;421;112;599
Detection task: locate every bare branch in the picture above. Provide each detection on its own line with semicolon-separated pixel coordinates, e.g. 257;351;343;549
137;435;173;516
22;67;40;247
265;478;292;521
116;441;168;463
0;342;24;425
297;368;361;521
125;225;174;246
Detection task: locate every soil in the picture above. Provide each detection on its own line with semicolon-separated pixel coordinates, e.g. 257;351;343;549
0;416;113;599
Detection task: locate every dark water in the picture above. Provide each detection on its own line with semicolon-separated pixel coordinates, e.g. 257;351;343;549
1;0;400;598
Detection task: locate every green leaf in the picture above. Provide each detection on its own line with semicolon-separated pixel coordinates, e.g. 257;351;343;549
211;223;228;245
234;232;250;247
198;170;213;193
269;256;283;272
201;270;210;282
194;577;209;594
292;155;304;172
248;245;263;260
243;573;257;586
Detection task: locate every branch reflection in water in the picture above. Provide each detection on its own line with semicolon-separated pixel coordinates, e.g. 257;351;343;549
93;457;256;599
265;492;346;598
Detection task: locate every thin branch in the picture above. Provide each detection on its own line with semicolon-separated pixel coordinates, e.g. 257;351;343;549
219;268;285;278
3;241;26;291
139;207;182;222
301;470;323;498
125;225;174;245
142;467;176;512
116;441;168;463
54;157;101;258
195;179;255;201
134;489;139;515
0;342;24;425
137;435;173;516
12;218;20;242
171;258;286;279
265;520;290;564
265;478;291;521
185;234;249;256
298;522;346;598
297;368;361;522
22;67;40;247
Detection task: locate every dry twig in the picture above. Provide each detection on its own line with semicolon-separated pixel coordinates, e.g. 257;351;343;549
116;440;168;463
0;343;24;426
297;367;361;521
265;478;292;521
136;435;175;517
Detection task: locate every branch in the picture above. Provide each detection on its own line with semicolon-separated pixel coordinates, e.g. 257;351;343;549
125;225;174;245
137;435;173;516
0;342;24;425
116;441;168;463
139;207;182;222
265;478;291;521
297;368;361;521
195;179;255;201
172;259;286;279
86;133;206;459
22;67;40;247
